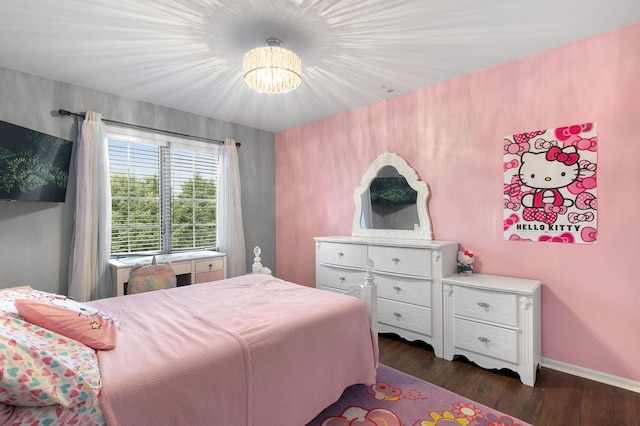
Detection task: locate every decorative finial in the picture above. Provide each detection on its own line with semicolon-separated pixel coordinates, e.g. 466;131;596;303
252;246;263;274
365;258;374;272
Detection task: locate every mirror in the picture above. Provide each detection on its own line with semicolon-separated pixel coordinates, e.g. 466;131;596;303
352;151;433;240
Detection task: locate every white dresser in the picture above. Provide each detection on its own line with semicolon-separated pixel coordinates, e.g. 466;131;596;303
314;236;457;357
442;273;541;386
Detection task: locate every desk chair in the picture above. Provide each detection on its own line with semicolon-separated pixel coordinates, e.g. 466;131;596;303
127;256;177;294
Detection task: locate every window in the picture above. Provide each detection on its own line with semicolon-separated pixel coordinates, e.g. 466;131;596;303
107;128;219;255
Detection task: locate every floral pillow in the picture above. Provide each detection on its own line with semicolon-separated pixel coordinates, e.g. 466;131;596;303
15;297;120;350
0;314;102;408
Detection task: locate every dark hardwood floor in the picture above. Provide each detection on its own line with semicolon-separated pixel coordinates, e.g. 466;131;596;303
378;334;640;426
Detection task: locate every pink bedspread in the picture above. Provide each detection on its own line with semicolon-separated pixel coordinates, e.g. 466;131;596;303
88;274;378;426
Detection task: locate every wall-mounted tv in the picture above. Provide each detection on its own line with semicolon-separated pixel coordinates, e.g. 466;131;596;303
0;119;73;202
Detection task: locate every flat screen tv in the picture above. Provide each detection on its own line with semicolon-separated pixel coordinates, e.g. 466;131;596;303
0;119;73;202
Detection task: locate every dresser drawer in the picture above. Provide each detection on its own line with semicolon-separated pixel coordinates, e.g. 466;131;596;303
195;270;225;283
378;298;432;336
375;273;431;307
454;318;517;363
454;286;518;327
369;245;431;277
317;265;367;292
195;258;225;273
317;242;369;269
318;285;362;299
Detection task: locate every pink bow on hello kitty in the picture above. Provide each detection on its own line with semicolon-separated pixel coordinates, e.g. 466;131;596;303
544;204;567;215
546;146;579;166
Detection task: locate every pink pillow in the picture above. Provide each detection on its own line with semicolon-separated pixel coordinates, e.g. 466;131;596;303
15;297;120;350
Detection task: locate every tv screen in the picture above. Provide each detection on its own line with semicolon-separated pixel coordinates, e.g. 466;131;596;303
0;119;73;202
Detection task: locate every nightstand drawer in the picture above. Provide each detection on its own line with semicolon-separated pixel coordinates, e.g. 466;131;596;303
195;258;225;273
317;265;366;292
375;273;431;307
454;318;517;363
378;298;432;336
369;245;431;277
317;242;368;269
454;286;518;327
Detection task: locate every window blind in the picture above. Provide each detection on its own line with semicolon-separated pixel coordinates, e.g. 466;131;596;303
107;131;219;255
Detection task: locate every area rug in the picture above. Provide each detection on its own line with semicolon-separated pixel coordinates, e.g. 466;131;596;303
307;364;533;426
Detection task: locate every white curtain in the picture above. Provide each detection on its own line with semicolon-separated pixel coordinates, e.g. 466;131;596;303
217;138;246;277
68;111;112;301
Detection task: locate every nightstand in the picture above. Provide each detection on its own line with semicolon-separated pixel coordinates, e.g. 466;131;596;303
442;273;541;386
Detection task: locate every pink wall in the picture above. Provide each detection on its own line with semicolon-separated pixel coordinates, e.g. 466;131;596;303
276;23;640;382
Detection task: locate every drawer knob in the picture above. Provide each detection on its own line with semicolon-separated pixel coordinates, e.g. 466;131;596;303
391;257;400;265
338;252;344;258
393;312;402;320
339;277;346;283
478;337;490;344
208;263;213;270
393;286;402;294
477;302;490;309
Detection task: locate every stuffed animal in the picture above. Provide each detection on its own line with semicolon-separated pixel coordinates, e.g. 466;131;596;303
457;250;475;275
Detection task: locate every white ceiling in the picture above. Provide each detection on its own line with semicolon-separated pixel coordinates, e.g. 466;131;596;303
1;1;638;133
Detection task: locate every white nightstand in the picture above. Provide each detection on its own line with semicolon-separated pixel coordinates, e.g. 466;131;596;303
442;273;541;386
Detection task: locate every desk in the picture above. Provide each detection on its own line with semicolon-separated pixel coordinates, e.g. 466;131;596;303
109;251;227;296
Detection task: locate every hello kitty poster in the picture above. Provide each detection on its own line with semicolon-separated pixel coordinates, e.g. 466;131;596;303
503;123;597;244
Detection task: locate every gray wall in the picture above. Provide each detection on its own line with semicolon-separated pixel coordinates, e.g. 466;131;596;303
0;66;276;295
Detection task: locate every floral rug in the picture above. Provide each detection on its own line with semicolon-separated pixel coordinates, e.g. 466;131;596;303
307;364;532;426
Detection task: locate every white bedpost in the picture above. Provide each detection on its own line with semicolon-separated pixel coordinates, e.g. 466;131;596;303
252;246;263;274
251;246;272;275
363;259;378;343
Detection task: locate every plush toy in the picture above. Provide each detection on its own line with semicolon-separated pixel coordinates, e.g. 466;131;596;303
457;250;475;275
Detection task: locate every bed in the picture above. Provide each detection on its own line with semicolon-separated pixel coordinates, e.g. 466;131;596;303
0;273;378;425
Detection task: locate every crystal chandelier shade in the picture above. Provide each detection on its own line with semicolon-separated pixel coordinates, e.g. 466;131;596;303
243;39;302;94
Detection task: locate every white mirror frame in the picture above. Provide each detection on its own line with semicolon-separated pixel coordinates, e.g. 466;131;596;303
352;151;433;240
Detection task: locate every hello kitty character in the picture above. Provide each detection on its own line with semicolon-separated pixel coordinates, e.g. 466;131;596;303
519;146;580;224
457;250;475;275
50;297;99;316
50;297;120;327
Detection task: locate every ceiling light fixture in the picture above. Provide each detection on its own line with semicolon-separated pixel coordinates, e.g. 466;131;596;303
243;38;302;94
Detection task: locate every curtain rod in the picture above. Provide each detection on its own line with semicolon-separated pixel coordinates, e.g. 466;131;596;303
57;109;240;147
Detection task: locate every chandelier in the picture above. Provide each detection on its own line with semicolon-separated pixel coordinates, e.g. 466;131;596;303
243;38;302;93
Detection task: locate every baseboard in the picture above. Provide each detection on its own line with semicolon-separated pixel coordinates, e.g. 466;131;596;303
542;357;640;393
